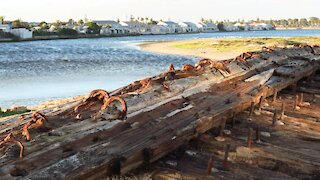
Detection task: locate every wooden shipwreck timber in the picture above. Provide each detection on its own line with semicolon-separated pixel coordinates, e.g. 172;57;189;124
1;45;320;179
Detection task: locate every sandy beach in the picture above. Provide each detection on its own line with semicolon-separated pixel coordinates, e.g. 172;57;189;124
140;39;242;60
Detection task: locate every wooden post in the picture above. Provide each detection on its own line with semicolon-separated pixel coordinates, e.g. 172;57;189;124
280;102;285;120
299;93;304;106
294;94;299;110
219;119;226;137
207;156;214;175
273;90;278;103
256;126;261;142
249;101;255;118
223;144;231;170
272;109;277;127
247;128;253;148
231;112;236;128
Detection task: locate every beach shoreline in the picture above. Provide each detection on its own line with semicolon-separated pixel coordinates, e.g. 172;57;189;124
139;39;242;60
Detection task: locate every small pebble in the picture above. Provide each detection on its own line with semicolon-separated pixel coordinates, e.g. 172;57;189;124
300;102;310;106
260;131;271;137
275;120;285;126
166;160;177;167
223;130;231;135
185;150;197;156
215;136;225;142
76;114;82;120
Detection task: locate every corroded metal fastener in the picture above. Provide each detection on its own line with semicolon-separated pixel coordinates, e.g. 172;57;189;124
206;156;214;175
101;96;128;120
249;101;255;118
0;132;24;158
74;89;110;113
22;112;47;141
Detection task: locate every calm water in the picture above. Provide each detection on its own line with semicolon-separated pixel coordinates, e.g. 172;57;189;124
1;29;320;108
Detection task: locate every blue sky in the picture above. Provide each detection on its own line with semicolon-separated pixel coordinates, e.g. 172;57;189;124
1;0;319;22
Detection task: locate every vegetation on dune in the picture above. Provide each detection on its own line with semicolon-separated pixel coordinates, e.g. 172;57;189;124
0;109;31;118
170;37;320;52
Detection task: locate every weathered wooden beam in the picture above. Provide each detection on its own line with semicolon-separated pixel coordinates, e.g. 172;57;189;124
0;46;319;179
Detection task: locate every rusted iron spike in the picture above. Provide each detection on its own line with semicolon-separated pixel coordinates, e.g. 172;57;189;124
280;102;286;120
258;95;264;112
195;58;231;73
74;89;110;113
206;156;214;175
22;112;47;141
247;128;253;148
0;133;24;158
272;108;277;127
249;101;255;118
100;96;127;120
181;64;196;72
223;144;231;169
168;64;175;72
273;89;278;103
256;126;261;142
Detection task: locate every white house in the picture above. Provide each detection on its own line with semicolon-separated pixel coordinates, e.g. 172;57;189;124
234;23;251;31
178;22;199;33
197;22;219;32
74;25;89;34
157;21;179;33
9;28;33;39
147;25;169;35
95;20;129;35
0;23;11;32
224;24;240;31
0;22;33;39
120;21;147;34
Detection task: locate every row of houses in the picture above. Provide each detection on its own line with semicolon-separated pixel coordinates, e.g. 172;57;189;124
1;20;275;39
96;20;220;35
96;21;274;36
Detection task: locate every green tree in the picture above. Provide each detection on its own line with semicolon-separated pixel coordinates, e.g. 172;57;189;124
57;28;78;36
85;21;101;34
217;23;225;31
0;16;4;24
38;21;49;29
77;19;84;25
12;19;27;28
68;19;74;24
299;18;308;27
309;17;319;26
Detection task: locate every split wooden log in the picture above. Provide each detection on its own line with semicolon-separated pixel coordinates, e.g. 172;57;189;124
0;46;319;179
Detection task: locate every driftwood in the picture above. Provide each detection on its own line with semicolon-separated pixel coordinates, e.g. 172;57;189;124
0;45;320;179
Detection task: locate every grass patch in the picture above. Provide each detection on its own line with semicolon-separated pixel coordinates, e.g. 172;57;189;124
170;37;320;52
0;110;31;118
